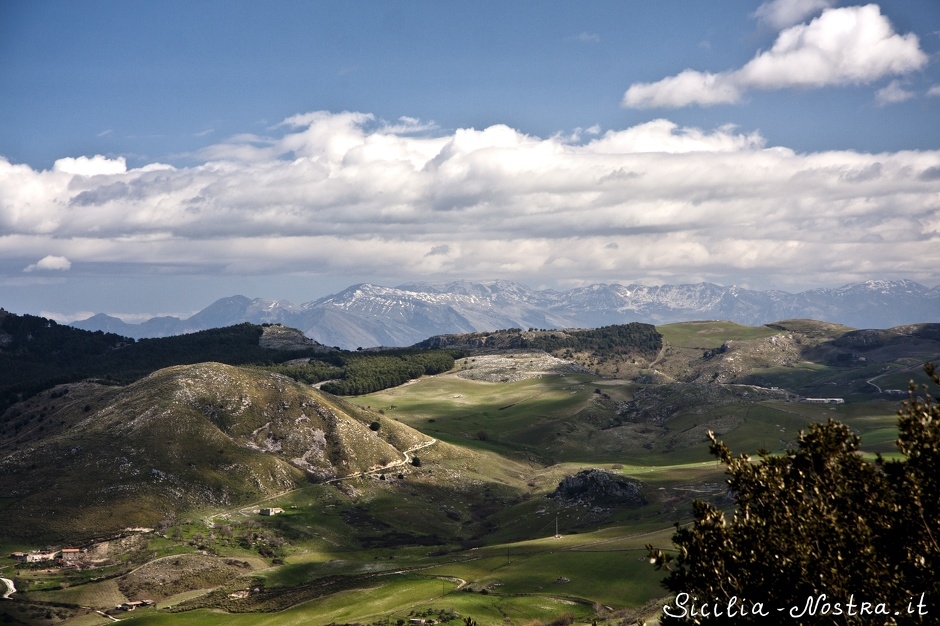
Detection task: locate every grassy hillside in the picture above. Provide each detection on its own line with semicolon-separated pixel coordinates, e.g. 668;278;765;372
0;312;333;412
415;324;663;378
2;317;939;625
0;310;459;412
0;362;432;542
0;360;714;624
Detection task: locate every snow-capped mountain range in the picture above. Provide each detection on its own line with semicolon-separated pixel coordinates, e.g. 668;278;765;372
71;279;940;350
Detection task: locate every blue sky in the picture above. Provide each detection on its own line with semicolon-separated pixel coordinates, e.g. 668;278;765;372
1;0;939;322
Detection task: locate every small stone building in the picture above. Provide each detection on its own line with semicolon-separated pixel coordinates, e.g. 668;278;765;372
260;507;284;516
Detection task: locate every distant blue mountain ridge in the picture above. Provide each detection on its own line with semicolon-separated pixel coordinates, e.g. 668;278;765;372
70;279;940;350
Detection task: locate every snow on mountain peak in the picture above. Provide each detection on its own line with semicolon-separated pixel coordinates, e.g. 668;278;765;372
70;279;939;349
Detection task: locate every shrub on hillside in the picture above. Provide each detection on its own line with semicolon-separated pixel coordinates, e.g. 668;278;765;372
649;363;940;624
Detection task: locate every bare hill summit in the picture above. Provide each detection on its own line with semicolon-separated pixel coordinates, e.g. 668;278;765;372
0;362;429;540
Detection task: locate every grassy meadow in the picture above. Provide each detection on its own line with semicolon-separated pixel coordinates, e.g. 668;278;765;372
5;319;939;625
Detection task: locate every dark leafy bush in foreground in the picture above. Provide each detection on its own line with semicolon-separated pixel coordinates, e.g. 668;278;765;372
649;363;940;625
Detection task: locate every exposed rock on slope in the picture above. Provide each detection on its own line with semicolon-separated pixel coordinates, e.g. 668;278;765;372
258;324;334;352
551;469;646;506
0;363;429;540
455;352;590;383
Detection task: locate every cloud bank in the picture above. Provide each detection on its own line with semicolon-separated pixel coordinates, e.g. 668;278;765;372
623;4;928;108
1;111;939;290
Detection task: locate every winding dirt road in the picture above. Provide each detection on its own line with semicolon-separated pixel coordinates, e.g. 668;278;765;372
327;437;438;483
0;577;16;600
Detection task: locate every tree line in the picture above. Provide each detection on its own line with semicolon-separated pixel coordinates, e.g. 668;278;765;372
315;350;459;395
525;323;662;359
0;315;326;411
415;323;662;360
0;310;462;410
1;311;655;406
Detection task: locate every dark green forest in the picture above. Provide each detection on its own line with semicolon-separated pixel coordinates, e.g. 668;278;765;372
0;310;459;410
1;310;657;412
415;323;662;360
0;314;318;411
316;350;459;395
525;323;662;358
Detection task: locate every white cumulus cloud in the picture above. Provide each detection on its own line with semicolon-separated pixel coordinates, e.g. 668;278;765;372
623;70;742;108
53;155;127;176
24;255;72;272
623;5;928;108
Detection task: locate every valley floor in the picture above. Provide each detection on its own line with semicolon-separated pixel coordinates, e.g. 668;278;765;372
4;320;939;625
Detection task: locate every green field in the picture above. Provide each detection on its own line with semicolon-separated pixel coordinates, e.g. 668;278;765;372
657;320;780;349
111;522;674;626
118;580;597;626
4;319;936;625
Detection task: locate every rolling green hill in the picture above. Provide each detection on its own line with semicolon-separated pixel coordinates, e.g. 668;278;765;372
0;362;431;541
2;317;940;625
0;309;464;414
415;323;663;378
0;311;333;413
